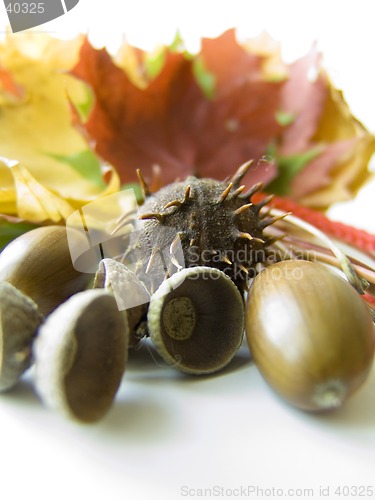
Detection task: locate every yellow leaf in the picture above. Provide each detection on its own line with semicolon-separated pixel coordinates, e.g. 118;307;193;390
0;155;121;223
244;31;288;81
303;85;375;208
0;33;120;216
114;39;149;89
300;136;375;208
0;158;73;223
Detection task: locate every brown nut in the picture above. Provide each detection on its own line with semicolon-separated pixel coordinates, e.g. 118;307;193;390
148;266;244;374
0;281;43;391
246;260;375;411
33;289;128;423
0;226;92;315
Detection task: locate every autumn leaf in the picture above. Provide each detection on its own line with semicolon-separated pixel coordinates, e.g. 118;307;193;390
302;85;375;206
274;46;375;207
277;45;328;155
265;144;324;196
72;30;283;188
244;31;288;81
0;33;121;224
198;29;262;98
0;158;74;222
73;29;375;210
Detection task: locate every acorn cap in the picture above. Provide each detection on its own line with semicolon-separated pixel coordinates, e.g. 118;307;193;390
33;289;128;423
0;281;43;392
148;266;245;374
93;258;150;346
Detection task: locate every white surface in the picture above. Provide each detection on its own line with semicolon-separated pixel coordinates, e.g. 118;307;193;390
1;2;375;500
2;341;375;500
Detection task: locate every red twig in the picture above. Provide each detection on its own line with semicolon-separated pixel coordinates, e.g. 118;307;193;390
253;193;375;257
363;293;375;308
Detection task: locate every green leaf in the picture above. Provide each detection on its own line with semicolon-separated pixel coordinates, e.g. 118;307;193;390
144;33;194;80
169;31;186;53
193;57;216;99
275;110;295;127
47;149;105;187
69;83;94;123
144;48;166;79
121;182;143;203
0;221;38;251
266;145;324;195
265;74;288;83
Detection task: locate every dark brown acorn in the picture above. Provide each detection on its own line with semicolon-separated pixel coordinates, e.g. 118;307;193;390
118;162;283;293
147;266;245;374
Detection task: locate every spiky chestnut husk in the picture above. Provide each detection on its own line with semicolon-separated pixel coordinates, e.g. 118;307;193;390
124;163;280;293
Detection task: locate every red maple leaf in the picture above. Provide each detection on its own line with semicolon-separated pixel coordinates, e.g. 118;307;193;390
72;29;374;210
72;30;283;187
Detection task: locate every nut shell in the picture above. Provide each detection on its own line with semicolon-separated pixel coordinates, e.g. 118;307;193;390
93;258;150;347
33;289;128;423
131;175;268;293
148;266;244;374
0;281;43;391
0;226;92;315
246;260;375;411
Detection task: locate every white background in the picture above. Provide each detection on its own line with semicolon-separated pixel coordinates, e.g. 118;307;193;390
1;2;375;500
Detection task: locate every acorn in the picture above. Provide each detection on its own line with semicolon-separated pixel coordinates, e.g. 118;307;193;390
245;260;375;411
148;266;245;374
0;281;43;391
0;226;92;316
33;289;128;423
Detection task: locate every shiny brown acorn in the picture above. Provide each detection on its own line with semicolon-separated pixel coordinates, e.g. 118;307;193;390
245;260;375;411
0;226;92;316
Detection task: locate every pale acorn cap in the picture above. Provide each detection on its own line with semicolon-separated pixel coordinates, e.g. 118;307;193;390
93;258;150;346
148;266;245;374
0;281;43;392
33;289;129;423
93;258;150;311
